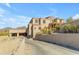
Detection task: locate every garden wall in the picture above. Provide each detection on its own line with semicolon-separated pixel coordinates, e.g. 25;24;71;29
35;33;79;50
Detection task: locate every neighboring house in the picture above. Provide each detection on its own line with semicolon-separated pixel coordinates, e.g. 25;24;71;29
27;16;64;38
62;19;79;26
59;19;79;33
9;28;27;37
68;19;79;26
0;27;27;37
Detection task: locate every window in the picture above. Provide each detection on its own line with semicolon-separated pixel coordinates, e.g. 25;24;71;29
39;27;41;30
35;20;38;23
43;20;46;23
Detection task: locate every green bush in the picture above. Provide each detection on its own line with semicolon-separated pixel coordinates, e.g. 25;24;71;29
60;24;78;33
0;30;9;36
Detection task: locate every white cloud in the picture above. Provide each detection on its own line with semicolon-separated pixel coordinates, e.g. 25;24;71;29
16;15;31;24
0;15;31;28
0;8;11;17
0;8;6;17
5;3;11;8
0;8;5;12
0;14;3;17
9;18;16;23
0;21;6;25
72;14;79;20
0;7;32;28
17;16;26;19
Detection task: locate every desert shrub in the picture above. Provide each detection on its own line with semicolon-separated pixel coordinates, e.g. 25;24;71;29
60;24;78;33
0;30;9;36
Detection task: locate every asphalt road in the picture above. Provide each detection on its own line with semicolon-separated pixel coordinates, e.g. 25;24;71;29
24;38;79;55
0;37;79;55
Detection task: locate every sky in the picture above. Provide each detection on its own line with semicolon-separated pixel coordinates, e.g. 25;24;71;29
0;3;79;28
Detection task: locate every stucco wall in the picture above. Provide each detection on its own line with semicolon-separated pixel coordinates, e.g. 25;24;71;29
9;29;26;33
35;33;79;50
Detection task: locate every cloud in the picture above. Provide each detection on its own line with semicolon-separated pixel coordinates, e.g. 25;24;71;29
5;3;11;8
0;15;31;28
0;7;31;28
0;8;11;17
0;14;3;17
0;21;6;25
17;16;26;19
8;18;16;23
0;8;6;17
72;14;79;20
15;15;31;27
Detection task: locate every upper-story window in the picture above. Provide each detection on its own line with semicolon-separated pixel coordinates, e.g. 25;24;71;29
35;20;38;23
43;20;46;23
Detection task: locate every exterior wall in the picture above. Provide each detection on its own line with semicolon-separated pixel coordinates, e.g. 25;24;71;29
61;20;64;24
32;18;40;38
40;18;52;29
32;18;51;38
35;33;79;50
54;19;64;24
32;25;40;38
9;29;26;33
56;19;60;23
32;18;39;24
27;23;32;36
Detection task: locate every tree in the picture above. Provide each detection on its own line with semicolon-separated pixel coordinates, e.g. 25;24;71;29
66;17;73;23
41;27;48;34
61;24;78;33
55;24;60;30
70;25;77;33
61;25;69;33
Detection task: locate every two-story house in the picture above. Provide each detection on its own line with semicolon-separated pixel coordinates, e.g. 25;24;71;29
27;16;64;38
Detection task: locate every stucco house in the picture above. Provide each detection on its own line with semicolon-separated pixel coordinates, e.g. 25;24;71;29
27;16;64;38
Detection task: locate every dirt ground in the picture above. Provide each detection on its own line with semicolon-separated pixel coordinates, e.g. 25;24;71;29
0;37;33;55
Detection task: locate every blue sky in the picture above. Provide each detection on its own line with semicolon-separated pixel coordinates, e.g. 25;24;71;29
0;3;79;28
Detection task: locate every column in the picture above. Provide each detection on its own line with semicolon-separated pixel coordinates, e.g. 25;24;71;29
9;33;12;37
17;33;19;37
